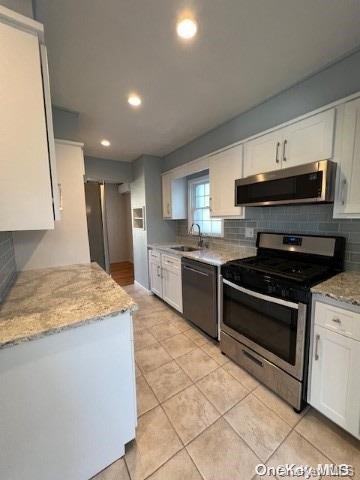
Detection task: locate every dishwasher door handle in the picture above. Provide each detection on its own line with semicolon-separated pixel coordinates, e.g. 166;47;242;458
183;265;209;277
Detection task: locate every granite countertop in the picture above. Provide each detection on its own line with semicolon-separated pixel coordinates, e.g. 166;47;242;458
0;263;136;349
148;243;256;266
311;271;360;307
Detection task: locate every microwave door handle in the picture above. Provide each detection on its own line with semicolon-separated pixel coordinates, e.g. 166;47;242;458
282;139;287;162
222;279;299;310
275;141;280;164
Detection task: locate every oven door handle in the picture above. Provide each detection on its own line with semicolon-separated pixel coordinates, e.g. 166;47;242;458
222;279;299;310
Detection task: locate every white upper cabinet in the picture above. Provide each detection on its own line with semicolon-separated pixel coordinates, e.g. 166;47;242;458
0;7;58;231
161;172;187;220
282;109;335;168
162;173;172;218
209;144;244;217
244;109;335;177
244;130;282;177
333;99;360;218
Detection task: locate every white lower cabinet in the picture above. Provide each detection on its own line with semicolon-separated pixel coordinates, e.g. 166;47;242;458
161;254;183;313
148;250;162;297
148;250;182;313
309;299;360;439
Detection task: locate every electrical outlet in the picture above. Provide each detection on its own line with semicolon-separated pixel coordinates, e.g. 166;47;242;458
245;227;254;238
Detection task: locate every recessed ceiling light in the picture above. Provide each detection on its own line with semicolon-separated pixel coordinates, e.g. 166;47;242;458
176;18;198;40
128;94;142;107
101;139;110;147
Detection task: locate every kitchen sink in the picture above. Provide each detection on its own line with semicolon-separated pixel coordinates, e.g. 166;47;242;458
171;246;199;252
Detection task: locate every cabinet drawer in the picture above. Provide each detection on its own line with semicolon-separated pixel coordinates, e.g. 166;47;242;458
149;249;161;261
161;254;181;272
314;301;360;341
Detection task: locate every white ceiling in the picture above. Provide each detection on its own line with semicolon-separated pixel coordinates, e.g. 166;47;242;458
36;0;360;162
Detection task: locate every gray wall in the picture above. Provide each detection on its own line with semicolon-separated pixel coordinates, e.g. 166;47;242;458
131;155;176;288
144;156;177;245
0;233;17;302
52;107;80;141
0;0;33;17
130;157;148;288
163;49;360;171
177;204;360;271
84;156;133;183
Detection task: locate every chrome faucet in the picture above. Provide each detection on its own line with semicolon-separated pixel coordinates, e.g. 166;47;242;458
189;223;204;248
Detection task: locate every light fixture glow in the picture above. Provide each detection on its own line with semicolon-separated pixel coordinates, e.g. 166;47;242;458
101;139;111;147
176;18;198;39
128;94;142;107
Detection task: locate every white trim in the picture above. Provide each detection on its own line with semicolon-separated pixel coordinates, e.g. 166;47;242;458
134;280;152;294
187;175;224;238
162;90;360;176
55;139;85;148
0;5;44;42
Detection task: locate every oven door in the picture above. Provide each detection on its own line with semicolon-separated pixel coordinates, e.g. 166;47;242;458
221;278;306;380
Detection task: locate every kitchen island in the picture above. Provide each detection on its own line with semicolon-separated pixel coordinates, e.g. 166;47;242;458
0;263;137;480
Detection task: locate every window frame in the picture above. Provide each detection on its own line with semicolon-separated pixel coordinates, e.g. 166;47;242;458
187;175;224;238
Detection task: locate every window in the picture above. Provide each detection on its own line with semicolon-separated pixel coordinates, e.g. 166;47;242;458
188;176;223;237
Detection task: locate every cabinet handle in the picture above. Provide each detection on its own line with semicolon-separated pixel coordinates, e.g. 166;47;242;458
183;265;209;277
157;265;161;277
167;203;170;215
314;334;320;360
332;317;341;324
282;139;287;162
209;197;212;213
341;179;347;205
275;142;280;164
58;183;63;211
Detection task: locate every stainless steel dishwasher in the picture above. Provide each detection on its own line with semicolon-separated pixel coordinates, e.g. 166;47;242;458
181;257;218;338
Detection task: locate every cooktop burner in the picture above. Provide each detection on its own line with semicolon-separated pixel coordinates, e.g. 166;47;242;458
236;255;330;282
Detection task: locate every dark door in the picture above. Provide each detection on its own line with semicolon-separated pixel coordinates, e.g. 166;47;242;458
84;182;106;270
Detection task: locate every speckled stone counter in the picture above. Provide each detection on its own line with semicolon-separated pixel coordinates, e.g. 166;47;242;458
0;263;136;349
148;243;256;266
311;271;360;306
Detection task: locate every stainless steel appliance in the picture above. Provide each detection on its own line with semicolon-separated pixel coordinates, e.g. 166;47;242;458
182;257;218;338
220;232;345;410
235;160;337;207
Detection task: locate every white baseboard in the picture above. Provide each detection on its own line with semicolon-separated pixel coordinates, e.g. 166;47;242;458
134;280;152;294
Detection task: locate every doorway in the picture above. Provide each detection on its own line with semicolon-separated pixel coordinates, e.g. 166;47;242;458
84;182;134;286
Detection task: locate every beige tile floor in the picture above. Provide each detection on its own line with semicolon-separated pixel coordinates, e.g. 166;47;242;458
93;283;360;480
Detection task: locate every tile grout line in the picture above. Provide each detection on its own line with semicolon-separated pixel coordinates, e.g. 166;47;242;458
251;386;307;429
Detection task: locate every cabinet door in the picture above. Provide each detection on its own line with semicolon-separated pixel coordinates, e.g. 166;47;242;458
209;144;244;217
161;256;183;313
162;174;172;218
244;130;282;177
148;252;162;298
0;21;54;231
334;99;360;216
282;109;335;168
310;324;360;439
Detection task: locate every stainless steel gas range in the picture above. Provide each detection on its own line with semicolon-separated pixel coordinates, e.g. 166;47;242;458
220;232;345;411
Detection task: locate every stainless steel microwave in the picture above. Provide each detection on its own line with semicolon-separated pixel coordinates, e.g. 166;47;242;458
235;160;337;207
